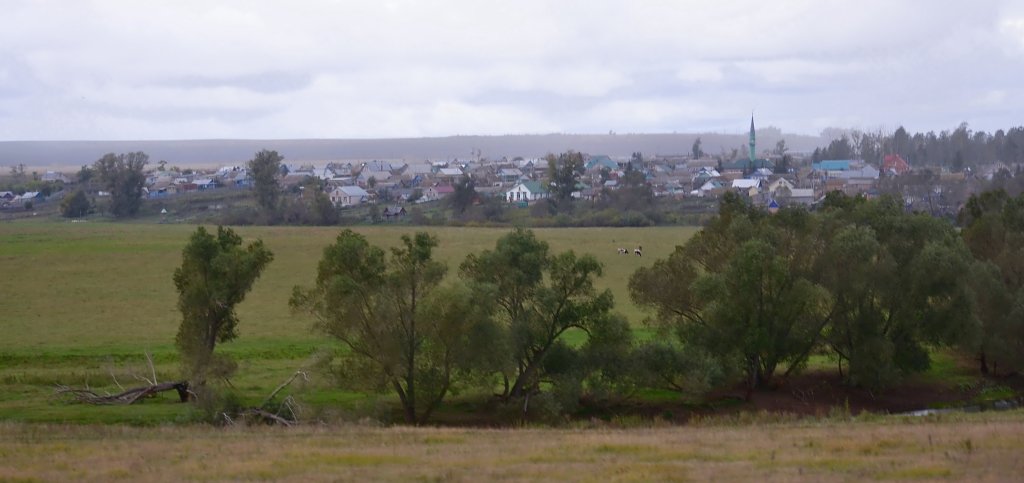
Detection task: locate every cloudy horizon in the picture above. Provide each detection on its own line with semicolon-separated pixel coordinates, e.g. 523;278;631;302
1;1;1022;141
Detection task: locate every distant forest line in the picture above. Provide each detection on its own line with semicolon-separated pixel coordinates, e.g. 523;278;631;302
0;130;822;168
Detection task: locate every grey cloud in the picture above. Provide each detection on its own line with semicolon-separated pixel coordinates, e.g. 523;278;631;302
0;1;1022;140
155;71;313;95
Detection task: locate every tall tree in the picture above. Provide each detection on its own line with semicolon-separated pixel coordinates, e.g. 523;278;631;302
93;152;148;217
449;175;476;214
817;194;975;387
174;226;273;383
959;190;1024;374
630;199;830;391
692;138;703;159
60;190;90;218
291;230;500;424
460;228;624;401
773;139;788;157
545;151;584;211
248;149;283;212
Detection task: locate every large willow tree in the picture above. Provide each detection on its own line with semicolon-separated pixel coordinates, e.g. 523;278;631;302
174;226;273;385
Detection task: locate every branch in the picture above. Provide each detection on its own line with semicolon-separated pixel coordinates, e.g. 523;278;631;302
145;350;158;386
261;371;309;409
241;408;295;427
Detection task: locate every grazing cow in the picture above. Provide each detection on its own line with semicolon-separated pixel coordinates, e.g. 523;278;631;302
634;246;642;257
617;248;628;255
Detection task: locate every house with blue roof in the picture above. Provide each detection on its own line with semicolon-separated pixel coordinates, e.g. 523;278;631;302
812;160;853;171
585;155;618;172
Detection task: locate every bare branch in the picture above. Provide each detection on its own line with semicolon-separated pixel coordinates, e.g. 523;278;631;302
145;350;158;386
261;370;309;409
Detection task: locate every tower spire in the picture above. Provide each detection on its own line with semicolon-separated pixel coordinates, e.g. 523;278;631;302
748;113;756;163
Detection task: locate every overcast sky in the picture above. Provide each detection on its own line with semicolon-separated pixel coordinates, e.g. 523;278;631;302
1;0;1023;141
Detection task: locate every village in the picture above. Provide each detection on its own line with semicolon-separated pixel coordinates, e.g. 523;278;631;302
4;127;1014;222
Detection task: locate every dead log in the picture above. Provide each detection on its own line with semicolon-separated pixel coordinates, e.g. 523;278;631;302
241;408;295;427
56;381;190;405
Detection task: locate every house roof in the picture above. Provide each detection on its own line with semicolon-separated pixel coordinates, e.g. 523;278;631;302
516;181;548;194
790;188;815;198
882;154;911;174
812;160;853;171
832;166;879;180
585;155;617;171
731;179;760;189
432;185;455;194
336;186;369;197
722;158;774;171
439;168;464;177
700;180;724;191
404;163;433;175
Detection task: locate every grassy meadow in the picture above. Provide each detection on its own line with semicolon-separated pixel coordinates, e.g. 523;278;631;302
3;411;1024;481
0;220;694;423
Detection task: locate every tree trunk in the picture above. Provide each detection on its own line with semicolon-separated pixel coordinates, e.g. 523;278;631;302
979;351;989;375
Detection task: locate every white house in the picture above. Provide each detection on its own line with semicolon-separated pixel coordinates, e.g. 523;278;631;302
767;177;795;195
330;186;369;207
731;179;761;197
505;181;549;203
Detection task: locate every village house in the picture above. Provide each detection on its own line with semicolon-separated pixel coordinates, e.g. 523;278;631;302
41;171;70;183
882;154;911;176
505;181;549;203
767;177;795;195
497;167;524;184
424;184;455;201
382;205;407;221
330;186;369;207
731;178;762;197
790;188;816;205
436;167;465;182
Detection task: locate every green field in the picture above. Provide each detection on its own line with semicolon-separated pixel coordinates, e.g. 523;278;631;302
0;220;695;423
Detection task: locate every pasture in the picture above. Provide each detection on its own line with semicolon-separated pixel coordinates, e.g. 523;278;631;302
3;411;1024;481
0;221;694;423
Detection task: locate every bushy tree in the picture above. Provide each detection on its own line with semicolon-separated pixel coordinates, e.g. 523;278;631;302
818;195;975;388
291;230;502;424
545;151;584;212
959;190;1024;374
449;175;476;214
248;149;283;212
93;152;148;217
460;228;629;407
174;226;273;383
631;197;830;391
631;192;976;391
60;189;90;218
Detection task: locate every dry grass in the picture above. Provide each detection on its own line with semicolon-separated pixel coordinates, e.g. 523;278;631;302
2;411;1023;481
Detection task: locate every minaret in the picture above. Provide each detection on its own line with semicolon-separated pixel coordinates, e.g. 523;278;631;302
748;114;756;164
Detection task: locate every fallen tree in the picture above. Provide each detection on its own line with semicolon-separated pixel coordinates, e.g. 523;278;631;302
56;381;190;405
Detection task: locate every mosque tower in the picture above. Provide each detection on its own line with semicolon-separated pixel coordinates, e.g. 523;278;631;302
748;114;756;164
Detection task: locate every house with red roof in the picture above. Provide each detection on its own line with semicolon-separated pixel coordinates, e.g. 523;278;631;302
882;154;911;176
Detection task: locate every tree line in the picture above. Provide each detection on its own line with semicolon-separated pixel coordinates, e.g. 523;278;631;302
172;188;1024;425
813;123;1024;171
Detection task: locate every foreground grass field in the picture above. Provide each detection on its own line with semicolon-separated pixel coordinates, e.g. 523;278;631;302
0;220;694;423
3;411;1023;481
